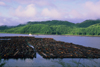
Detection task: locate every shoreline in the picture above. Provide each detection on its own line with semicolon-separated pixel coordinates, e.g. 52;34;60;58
0;33;100;37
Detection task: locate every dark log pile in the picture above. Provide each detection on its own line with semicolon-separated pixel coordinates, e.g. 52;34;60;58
0;36;100;59
0;36;36;58
28;38;100;58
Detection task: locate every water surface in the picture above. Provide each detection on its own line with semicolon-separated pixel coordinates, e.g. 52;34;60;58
0;33;100;67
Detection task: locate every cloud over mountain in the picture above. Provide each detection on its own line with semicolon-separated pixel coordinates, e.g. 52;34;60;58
0;0;100;26
0;1;6;6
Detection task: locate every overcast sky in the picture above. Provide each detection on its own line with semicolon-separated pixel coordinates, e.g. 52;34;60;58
0;0;100;26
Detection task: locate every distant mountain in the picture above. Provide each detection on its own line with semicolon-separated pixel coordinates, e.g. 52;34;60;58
71;23;100;35
0;26;8;30
27;20;76;26
76;19;100;27
0;20;100;36
0;25;14;31
86;23;100;35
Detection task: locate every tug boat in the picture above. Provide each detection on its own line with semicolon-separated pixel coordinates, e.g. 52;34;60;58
29;34;32;36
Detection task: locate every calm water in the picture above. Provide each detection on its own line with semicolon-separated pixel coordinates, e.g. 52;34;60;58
0;33;100;67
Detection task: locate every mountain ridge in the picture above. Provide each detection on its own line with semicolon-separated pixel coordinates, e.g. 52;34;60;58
0;19;100;36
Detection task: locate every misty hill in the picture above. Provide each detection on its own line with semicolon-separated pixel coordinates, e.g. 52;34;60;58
0;20;100;36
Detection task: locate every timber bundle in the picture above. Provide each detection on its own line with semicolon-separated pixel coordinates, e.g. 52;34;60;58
0;36;100;59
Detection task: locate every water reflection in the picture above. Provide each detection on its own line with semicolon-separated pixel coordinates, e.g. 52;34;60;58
3;53;100;67
51;58;100;67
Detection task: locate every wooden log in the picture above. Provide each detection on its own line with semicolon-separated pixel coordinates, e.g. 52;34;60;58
14;51;19;56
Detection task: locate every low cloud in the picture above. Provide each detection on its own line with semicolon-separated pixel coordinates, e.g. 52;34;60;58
0;17;21;26
0;13;1;16
41;8;63;19
13;4;36;18
68;10;82;19
64;1;100;21
83;1;100;19
0;1;6;6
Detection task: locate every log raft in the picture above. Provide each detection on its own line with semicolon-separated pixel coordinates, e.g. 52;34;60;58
0;36;100;59
0;36;36;58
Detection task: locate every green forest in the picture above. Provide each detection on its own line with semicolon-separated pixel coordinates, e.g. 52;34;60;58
0;20;100;36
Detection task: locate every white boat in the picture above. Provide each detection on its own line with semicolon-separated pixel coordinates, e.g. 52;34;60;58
29;34;32;36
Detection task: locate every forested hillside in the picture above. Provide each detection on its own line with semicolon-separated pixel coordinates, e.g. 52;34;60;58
0;20;100;36
70;23;100;35
27;20;75;26
76;19;100;27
